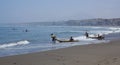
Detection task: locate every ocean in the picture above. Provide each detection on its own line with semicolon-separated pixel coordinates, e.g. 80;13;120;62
0;24;120;57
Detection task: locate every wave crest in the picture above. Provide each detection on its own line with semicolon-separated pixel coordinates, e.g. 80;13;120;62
0;40;30;49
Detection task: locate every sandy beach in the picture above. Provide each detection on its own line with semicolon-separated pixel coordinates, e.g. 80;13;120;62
0;40;120;65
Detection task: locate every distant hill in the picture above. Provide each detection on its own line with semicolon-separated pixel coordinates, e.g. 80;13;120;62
65;18;120;26
28;18;120;26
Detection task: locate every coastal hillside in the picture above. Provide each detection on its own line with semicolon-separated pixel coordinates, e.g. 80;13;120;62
65;18;120;26
28;18;120;26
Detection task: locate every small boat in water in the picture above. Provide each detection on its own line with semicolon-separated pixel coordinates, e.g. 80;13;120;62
88;36;104;40
56;39;79;43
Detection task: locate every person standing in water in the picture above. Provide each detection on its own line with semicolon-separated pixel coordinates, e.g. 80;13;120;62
51;33;56;43
85;32;89;38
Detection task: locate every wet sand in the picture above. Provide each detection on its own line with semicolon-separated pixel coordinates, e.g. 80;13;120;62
0;40;120;65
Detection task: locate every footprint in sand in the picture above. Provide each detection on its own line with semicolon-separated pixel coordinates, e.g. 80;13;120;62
112;57;118;63
13;62;16;64
97;57;119;65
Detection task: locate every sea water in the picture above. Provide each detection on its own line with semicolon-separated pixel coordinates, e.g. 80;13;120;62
0;24;120;57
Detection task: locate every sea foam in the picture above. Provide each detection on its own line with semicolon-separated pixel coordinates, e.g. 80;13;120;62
0;40;30;49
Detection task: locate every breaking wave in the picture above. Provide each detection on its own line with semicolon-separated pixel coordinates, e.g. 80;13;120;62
0;40;30;49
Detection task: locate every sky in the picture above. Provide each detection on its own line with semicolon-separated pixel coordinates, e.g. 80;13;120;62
0;0;120;23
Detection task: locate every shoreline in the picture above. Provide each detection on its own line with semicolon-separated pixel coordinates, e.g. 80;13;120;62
0;26;120;57
0;39;120;65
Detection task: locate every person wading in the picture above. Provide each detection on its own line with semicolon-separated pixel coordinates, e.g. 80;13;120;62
85;32;89;38
51;33;56;43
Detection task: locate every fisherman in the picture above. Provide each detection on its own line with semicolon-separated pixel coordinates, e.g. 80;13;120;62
69;36;74;41
97;34;104;40
85;32;89;38
51;33;56;43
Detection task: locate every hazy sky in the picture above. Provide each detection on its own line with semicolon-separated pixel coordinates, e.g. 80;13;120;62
0;0;120;23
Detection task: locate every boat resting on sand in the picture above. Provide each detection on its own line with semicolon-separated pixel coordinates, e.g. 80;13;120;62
56;39;79;43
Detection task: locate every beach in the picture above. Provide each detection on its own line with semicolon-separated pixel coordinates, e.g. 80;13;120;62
0;39;120;65
1;0;120;64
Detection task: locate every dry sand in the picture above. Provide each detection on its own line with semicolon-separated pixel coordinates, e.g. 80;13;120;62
0;40;120;65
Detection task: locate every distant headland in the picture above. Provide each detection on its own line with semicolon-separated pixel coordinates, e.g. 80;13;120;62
27;18;120;26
